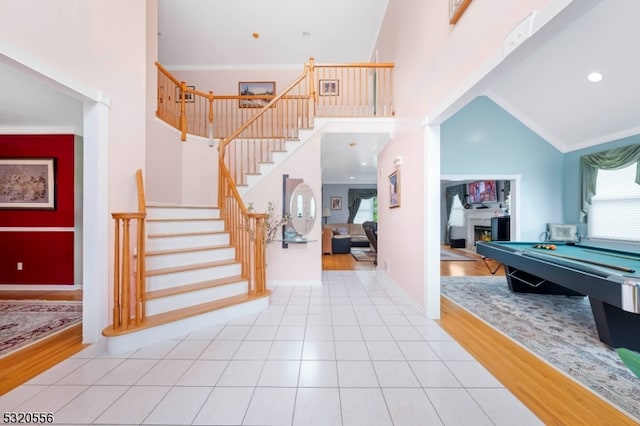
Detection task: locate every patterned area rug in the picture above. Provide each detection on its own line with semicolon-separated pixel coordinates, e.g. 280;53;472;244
0;300;82;358
441;276;640;422
351;248;376;262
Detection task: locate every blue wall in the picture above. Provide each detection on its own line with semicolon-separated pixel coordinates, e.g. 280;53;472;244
441;96;565;240
562;134;640;225
322;183;376;223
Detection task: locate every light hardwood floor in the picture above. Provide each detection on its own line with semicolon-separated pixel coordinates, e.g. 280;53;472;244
1;251;637;424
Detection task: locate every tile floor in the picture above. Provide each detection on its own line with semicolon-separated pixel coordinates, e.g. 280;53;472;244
0;271;543;425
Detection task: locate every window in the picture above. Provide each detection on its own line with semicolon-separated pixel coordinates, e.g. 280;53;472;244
447;194;465;228
588;163;640;241
353;197;377;224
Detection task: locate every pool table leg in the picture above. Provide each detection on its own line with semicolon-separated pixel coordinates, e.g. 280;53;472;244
589;297;640;352
505;266;585;296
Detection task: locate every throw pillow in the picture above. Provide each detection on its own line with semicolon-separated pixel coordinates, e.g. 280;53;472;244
332;229;339;235
337;227;349;235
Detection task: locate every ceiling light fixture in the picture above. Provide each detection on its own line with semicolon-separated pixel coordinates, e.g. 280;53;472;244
361;162;367;166
252;32;260;39
587;71;603;82
349;176;355;180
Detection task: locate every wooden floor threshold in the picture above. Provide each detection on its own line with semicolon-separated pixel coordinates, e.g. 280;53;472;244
145;259;237;276
0;323;86;395
145;275;246;300
102;290;271;337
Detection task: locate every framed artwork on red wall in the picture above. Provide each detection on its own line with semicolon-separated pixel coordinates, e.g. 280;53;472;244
0;158;56;210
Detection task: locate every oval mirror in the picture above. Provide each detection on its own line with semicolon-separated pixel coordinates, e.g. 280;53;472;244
289;183;316;235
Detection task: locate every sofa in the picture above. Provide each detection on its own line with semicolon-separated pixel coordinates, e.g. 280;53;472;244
322;228;351;254
323;223;370;248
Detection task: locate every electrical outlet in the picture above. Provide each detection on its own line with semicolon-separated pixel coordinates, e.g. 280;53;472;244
17;262;23;271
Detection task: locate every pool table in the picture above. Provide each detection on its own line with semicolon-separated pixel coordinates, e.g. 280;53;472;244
476;241;640;351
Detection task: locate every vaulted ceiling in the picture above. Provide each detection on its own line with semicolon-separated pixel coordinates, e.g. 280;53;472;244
2;0;638;184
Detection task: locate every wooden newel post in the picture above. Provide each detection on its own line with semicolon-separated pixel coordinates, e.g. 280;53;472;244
179;81;187;141
253;214;267;295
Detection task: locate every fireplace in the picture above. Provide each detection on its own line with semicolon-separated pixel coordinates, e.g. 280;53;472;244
465;209;496;250
474;225;491;245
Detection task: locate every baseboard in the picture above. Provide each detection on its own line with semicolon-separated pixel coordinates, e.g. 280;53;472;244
0;284;82;291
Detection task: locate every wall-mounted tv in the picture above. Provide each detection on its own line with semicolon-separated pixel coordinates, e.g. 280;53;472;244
468;180;497;204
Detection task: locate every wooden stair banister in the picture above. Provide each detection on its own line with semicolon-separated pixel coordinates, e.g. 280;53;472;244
103;59;396;338
110;169;146;331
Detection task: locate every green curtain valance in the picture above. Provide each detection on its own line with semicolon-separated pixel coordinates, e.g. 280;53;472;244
579;143;640;222
347;188;377;224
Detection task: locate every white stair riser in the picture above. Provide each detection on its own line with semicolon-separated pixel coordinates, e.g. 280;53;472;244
146;247;235;270
146;263;242;291
146;207;220;220
106;296;269;354
145;281;248;316
146;233;229;251
146;219;224;234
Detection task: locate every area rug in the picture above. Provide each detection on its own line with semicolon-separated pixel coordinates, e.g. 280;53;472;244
351;248;376;262
440;248;477;261
441;276;640;421
0;300;82;358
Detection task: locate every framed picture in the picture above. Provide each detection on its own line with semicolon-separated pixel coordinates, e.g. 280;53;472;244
389;169;400;208
0;158;56;209
239;81;275;108
330;196;342;210
449;0;472;25
319;79;339;96
176;85;195;103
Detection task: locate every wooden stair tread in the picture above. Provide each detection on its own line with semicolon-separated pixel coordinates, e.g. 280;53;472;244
146;204;219;209
146;259;238;276
102;290;271;337
147;217;222;223
145;244;232;257
145;275;246;300
147;230;226;239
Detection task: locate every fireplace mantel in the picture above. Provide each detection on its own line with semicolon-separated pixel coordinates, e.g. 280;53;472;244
465;209;500;250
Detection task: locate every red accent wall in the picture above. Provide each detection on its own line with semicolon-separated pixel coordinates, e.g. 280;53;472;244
0;134;75;285
0;232;74;284
0;135;74;226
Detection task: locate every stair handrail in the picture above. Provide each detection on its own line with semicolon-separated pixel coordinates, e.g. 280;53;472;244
109;169;147;332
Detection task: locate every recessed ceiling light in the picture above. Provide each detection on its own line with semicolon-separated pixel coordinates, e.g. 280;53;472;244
349;176;355;180
587;72;603;82
361;162;368;166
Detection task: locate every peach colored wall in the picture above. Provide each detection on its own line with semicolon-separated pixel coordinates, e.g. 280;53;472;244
146;1;184;204
0;0;148;212
182;138;218;205
373;0;559;309
170;69;302;99
243;134;323;286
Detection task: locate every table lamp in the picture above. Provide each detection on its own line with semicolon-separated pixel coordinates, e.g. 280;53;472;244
322;207;331;224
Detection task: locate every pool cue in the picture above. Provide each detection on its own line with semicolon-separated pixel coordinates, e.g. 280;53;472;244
581;248;640;262
530;250;635;273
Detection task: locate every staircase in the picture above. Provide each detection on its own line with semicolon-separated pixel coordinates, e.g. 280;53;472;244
103;59;394;353
104;203;270;353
